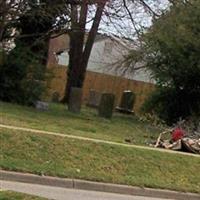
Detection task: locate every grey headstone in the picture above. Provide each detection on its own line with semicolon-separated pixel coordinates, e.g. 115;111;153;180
116;90;135;114
98;93;115;119
35;101;49;111
87;89;102;108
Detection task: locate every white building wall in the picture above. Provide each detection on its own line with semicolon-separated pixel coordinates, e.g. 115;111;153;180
57;37;154;84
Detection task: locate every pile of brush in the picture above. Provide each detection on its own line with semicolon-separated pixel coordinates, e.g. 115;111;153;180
153;119;200;154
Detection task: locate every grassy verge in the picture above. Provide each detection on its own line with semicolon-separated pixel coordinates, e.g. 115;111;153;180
0;128;199;193
0;191;46;200
0;101;160;145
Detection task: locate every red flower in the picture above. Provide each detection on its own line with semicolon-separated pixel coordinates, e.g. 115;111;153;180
172;128;185;141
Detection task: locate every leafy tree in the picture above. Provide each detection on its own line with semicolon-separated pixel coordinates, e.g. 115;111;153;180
0;45;46;105
0;0;73;105
142;0;200;124
0;0;57;105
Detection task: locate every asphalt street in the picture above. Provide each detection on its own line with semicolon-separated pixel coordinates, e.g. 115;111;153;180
0;180;175;200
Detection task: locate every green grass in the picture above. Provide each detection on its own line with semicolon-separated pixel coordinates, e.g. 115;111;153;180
0;191;46;200
0;128;200;193
0;101;160;145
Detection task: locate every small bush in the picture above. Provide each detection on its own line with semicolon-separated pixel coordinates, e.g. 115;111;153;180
142;87;200;125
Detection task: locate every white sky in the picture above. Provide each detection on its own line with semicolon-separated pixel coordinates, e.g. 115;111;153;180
92;0;170;39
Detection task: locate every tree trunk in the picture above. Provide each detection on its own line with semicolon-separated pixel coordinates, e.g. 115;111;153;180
0;2;6;43
62;1;107;106
68;87;83;113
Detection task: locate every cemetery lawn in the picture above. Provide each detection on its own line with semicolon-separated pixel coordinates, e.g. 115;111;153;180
0;101;160;146
1;128;200;193
0;190;47;200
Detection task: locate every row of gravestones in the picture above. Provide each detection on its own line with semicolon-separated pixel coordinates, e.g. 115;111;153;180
88;89;136;119
35;88;136;119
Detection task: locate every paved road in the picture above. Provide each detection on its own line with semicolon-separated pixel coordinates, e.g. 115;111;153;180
0;180;174;200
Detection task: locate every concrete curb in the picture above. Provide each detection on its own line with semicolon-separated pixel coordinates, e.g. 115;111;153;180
0;170;199;200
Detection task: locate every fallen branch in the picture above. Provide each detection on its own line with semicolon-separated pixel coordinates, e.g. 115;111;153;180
154;129;172;148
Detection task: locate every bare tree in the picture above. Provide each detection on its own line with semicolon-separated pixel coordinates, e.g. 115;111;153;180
62;0;167;106
62;0;107;103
